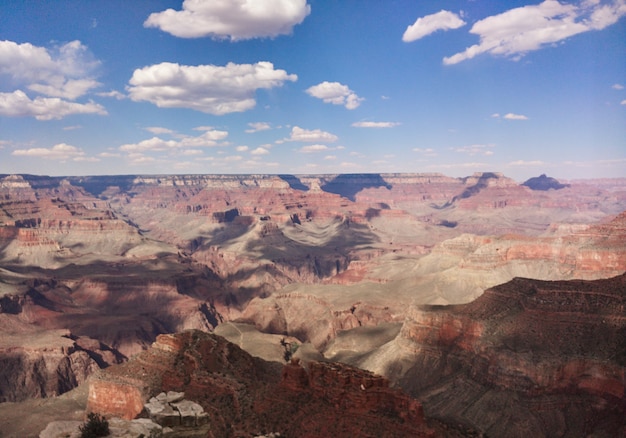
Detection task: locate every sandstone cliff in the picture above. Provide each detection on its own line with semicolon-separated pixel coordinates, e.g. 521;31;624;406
86;330;437;437
391;274;626;437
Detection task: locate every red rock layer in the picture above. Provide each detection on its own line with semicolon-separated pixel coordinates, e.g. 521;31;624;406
87;330;437;437
398;274;626;437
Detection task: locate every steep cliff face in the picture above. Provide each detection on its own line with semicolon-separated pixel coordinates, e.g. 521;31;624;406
1;172;626;419
87;330;436;437
394;274;626;437
0;329;122;402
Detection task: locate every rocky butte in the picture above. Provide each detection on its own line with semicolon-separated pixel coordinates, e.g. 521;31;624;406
0;172;624;436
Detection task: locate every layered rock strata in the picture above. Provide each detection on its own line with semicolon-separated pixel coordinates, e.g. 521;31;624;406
396;274;626;437
86;330;437;437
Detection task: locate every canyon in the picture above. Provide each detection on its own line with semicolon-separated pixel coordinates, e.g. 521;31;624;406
0;172;625;436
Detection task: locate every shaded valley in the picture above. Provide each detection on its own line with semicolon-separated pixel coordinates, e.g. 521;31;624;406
0;172;625;436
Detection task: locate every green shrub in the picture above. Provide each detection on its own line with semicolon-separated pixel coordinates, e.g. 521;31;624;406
79;412;110;438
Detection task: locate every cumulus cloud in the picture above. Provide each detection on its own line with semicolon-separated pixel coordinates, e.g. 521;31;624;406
12;143;88;160
245;122;271;133
402;10;466;42
127;61;297;115
285;126;338;143
0;40;101;99
306;81;363;109
299;144;329;153
612;83;624;89
119;129;228;152
444;0;626;65
236;145;249;152
250;147;270;155
351;121;400;128
144;0;311;40
0;90;106;120
621;99;626;105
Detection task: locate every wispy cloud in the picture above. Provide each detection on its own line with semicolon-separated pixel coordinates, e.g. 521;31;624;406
444;0;626;65
403;10;466;42
492;112;529;120
299;144;329;153
119;129;228;153
612;83;624;90
352;121;400;128
12;143;93;161
144;0;311;40
245;122;272;133
453;144;495;156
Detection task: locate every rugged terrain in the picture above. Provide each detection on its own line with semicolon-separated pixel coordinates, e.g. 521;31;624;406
0;172;625;436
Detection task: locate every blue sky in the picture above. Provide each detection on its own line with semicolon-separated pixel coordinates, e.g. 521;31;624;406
0;0;624;180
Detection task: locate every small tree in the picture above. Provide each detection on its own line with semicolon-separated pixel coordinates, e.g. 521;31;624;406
280;337;299;362
79;412;110;438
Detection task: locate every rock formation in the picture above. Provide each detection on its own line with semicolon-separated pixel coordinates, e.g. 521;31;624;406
0;172;625;433
392;274;626;437
86;330;436;437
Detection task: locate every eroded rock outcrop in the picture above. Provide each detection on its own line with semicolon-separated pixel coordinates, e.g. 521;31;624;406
0;329;122;402
86;330;437;437
396;274;626;437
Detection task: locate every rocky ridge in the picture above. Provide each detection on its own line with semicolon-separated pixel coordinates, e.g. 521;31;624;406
0;172;625;432
85;330;437;437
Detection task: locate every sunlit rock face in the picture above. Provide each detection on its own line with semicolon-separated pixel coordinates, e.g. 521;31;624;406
86;330;437;437
0;172;625;431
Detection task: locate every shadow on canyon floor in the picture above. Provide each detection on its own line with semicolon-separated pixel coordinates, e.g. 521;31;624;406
321;173;392;201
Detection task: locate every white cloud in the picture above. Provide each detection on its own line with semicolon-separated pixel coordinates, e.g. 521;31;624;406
351;121;400;128
236;145;249;152
621;99;626;105
0;40;101;99
99;152;121;158
612;83;624;90
119;129;228;152
63;125;82;131
444;0;626;65
286;126;338;143
454;144;495;156
508;160;546;166
145;126;175;135
503;113;529;120
299;144;329;153
492;112;529;120
12;143;87;160
324;155;336;160
245;122;271;133
306;81;363;109
0;90;106;120
96;90;126;100
250;147;270;155
403;10;466;42
413;147;437;157
127;61;297;115
144;0;311;40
